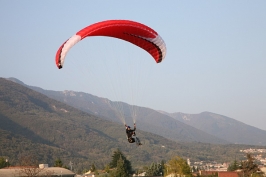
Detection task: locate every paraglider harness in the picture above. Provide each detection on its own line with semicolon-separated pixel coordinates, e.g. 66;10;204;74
125;124;142;146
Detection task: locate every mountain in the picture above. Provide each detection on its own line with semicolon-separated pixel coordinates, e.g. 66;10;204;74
7;78;228;145
7;77;266;146
159;111;266;146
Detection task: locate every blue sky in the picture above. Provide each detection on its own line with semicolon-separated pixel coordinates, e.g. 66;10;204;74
1;1;266;130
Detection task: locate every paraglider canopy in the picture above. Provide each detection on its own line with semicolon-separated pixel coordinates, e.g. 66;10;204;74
55;20;166;69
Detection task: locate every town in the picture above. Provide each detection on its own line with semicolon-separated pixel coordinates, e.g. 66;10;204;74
188;148;266;172
1;148;266;177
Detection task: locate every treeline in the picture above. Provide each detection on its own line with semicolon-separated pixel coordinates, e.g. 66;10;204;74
0;149;190;176
2;151;263;177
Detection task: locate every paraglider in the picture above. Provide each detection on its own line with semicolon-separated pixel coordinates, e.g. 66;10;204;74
55;20;166;69
55;20;166;145
125;123;142;146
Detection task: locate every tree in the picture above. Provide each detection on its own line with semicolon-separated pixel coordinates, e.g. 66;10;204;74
54;158;63;167
54;158;69;170
104;164;110;173
145;162;164;176
239;153;263;177
161;160;165;176
109;149;124;168
227;159;239;171
109;149;133;174
114;155;130;177
90;163;96;172
0;157;10;169
164;156;192;177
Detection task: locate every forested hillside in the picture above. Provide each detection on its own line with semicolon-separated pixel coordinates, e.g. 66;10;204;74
9;77;266;146
7;78;229;145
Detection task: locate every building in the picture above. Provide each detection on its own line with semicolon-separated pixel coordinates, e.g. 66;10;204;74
0;164;75;177
199;170;241;177
218;171;240;177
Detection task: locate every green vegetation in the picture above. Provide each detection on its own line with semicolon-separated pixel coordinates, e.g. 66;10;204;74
109;149;133;174
110;154;131;177
227;154;264;177
164;156;192;177
145;161;164;176
227;159;239;171
0;157;10;169
54;158;63;167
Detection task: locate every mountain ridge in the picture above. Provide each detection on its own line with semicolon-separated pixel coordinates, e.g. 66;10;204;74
160;111;266;145
6;78;229;144
7;77;266;146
